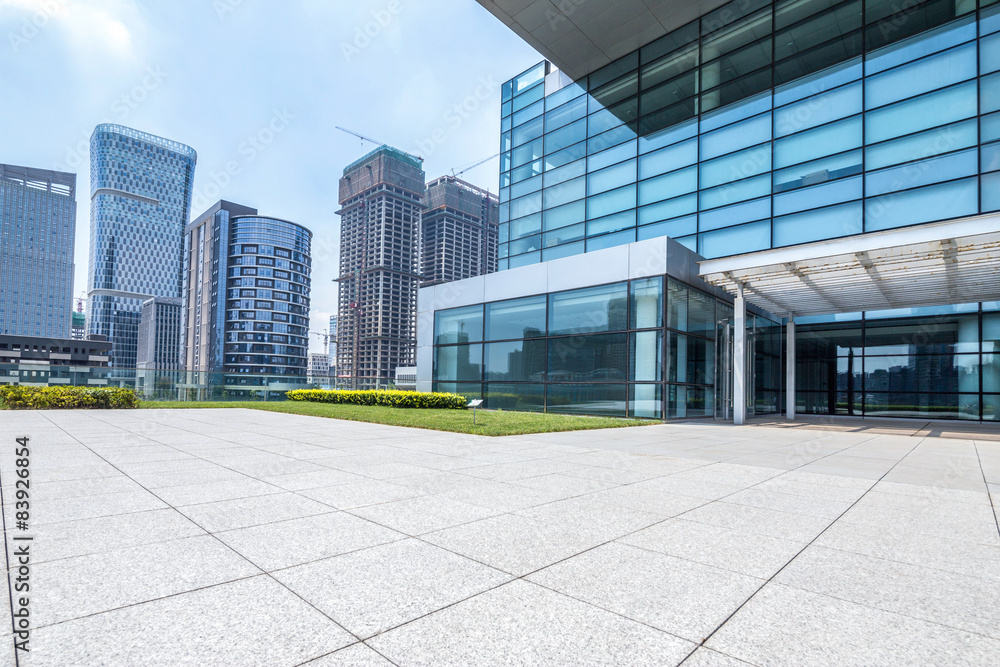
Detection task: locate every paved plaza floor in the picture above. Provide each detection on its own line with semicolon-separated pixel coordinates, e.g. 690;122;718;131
1;408;998;666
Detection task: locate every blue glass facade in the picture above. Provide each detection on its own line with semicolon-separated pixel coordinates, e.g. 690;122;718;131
498;5;1000;267
224;216;312;384
87;124;197;369
0;165;76;338
431;275;783;418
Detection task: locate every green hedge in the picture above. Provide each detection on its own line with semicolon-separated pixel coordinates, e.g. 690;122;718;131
286;389;468;409
0;385;140;410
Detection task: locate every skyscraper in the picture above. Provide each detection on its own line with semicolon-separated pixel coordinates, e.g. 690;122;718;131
182;200;312;392
336;146;424;389
86;124;196;370
136;296;182;370
420;175;499;287
0;164;76;338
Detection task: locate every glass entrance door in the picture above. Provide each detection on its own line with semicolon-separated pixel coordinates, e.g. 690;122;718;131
715;316;733;420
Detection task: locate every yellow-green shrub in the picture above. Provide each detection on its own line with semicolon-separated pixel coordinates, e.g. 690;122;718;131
285;389;467;409
0;385;140;409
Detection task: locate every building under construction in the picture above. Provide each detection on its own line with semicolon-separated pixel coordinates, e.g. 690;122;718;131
420;176;499;287
336;146;425;389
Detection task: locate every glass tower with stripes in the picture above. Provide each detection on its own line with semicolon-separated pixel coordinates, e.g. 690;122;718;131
86;124;196;370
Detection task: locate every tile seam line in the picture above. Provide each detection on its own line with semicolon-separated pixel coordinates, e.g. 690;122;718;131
973;441;1000;539
35;411;367;647
675;434;931;665
348;432;894;655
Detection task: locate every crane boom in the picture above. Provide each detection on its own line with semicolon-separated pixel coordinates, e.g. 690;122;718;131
335;126;423;163
451;153;500;178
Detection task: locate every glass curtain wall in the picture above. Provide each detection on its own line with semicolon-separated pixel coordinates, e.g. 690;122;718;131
796;303;1000;420
432;277;780;418
499;3;1000;268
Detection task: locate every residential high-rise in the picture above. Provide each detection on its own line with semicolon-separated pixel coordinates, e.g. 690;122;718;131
182;200;312;393
328;314;338;371
136;296;182;370
0;164;76;338
86;124;196;370
308;352;330;384
336;146;424;389
420;176;499;287
416;1;1000;423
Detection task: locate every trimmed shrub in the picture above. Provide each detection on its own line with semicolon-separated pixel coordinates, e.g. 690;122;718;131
0;385;141;410
286;389;467;409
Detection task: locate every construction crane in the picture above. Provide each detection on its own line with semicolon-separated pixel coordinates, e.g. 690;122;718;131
309;329;330;355
76;290;87;312
451;153;500;178
335;126;423;163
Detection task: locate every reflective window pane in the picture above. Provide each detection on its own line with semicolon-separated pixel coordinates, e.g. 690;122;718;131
549;283;629;335
434;305;483;345
485;340;546;381
434;344;483;382
548;333;628;380
486;296;547;340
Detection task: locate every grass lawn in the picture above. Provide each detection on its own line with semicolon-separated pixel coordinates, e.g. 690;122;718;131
138;400;655;436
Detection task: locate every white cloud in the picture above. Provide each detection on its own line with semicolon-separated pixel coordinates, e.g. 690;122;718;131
1;0;139;61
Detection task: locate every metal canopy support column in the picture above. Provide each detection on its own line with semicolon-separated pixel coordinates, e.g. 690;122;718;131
734;283;747;426
786;315;796;420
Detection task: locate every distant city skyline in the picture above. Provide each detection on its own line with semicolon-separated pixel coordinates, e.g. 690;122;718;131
0;0;542;353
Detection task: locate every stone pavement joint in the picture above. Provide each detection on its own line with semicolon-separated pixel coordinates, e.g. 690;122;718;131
0;408;997;666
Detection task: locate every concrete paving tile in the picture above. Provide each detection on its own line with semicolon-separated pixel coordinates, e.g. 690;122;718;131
27;576;353;667
153;478;283;506
15;508;205;565
274;538;511;639
681;648;758;666
460;459;585;482
4;489;169;526
303;643;397;666
176;492;334;532
258;468;367;491
387;471;483;495
814;520;1000;582
528;542;762;643
32;534;259;627
629;475;744;501
422;513;609;576
837;502;1000;545
14;475;144;502
776;545;1000;639
723;488;852;519
368;580;695;667
752;477;868;502
872;480;992;505
350;494;501;536
22;462;121;484
516;495;662;541
707;583;1000;666
434;479;569;512
681;501;833;543
215;511;405;571
560;464;662;485
514;472;618;495
619;518;805;579
300;479;423;509
584;485;706;518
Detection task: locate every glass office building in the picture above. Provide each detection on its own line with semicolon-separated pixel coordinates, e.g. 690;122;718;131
0;164;76;338
87;124;196;370
419;0;1000;421
223;215;312;386
497;5;1000;267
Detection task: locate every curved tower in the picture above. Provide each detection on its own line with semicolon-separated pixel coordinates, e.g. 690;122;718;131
87;124;196;370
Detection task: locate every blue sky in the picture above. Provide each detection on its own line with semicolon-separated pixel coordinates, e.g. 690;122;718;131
0;0;541;353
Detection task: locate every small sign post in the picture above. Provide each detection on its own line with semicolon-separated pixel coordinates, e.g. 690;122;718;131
468;399;483;425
